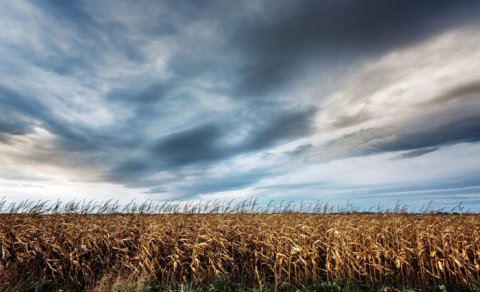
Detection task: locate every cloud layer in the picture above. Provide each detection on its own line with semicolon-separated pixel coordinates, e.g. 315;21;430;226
1;0;480;208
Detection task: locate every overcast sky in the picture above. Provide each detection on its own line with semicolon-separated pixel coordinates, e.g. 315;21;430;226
1;0;480;210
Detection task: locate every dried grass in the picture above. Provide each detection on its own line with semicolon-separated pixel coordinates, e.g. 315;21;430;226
1;207;479;290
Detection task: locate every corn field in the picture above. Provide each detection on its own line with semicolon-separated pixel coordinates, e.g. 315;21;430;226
0;200;479;290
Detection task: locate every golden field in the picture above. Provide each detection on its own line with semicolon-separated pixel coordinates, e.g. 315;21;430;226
1;211;480;291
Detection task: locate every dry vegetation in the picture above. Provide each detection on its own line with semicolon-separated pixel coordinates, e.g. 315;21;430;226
0;200;479;291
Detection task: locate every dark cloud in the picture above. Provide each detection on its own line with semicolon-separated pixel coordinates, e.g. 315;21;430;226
151;107;316;165
107;107;316;189
0;112;32;137
241;108;316;150
233;0;480;97
106;159;152;182
151;123;226;166
321;112;480;158
371;115;480;153
398;148;439;159
0;86;49;125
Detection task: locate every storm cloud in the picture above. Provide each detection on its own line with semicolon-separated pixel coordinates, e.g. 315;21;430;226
1;0;480;208
232;0;480;97
107;107;316;186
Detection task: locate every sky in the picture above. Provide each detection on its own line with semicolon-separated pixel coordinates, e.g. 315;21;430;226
1;0;480;210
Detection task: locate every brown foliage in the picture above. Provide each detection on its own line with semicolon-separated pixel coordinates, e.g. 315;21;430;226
0;213;479;290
